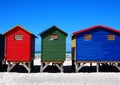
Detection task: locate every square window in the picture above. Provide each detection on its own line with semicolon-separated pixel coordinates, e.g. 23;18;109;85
50;34;58;40
108;34;115;40
84;34;92;40
14;34;23;40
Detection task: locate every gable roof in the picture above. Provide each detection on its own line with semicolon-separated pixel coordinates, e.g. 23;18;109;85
39;25;68;36
4;25;37;38
73;25;120;36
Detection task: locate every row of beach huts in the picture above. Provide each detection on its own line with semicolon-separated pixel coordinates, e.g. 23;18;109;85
0;25;120;73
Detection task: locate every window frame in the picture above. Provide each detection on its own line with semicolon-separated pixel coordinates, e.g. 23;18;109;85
14;34;23;40
108;34;115;41
49;34;58;40
84;34;92;41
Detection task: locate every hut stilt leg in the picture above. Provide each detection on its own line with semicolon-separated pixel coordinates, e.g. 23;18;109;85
40;63;49;72
7;63;17;72
96;63;99;73
22;62;31;73
118;63;120;66
61;63;63;73
75;62;78;73
90;63;92;67
56;63;63;73
40;62;43;72
113;64;120;71
77;63;86;72
7;62;10;72
28;62;31;73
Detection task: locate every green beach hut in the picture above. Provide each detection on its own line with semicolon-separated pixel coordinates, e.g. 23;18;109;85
39;25;68;72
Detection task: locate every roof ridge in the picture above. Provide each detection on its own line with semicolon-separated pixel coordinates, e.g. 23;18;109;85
73;25;120;35
39;25;68;36
4;25;37;38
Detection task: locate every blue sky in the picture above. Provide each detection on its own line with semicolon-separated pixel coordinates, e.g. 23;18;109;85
0;0;120;51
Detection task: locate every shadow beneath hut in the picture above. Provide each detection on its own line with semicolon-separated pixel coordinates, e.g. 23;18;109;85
40;65;63;73
64;65;74;73
0;64;119;73
78;66;119;73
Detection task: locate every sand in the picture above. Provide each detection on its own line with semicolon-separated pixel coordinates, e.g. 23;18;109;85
0;73;120;85
0;58;120;85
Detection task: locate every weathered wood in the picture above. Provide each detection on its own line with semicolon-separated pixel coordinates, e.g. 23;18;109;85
40;62;43;72
56;63;63;73
40;62;64;72
76;63;86;73
113;64;120;71
7;63;17;72
96;63;99;72
40;63;49;72
118;63;120;66
23;63;31;73
75;63;78;73
7;61;31;73
90;63;92;67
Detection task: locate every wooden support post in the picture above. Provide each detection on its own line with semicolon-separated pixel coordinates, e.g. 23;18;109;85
76;63;86;72
113;64;120;71
118;63;120;66
40;62;43;72
22;62;31;73
56;63;63;73
90;63;92;67
75;62;78;73
7;61;32;73
96;63;99;73
61;63;63;73
7;62;17;72
75;62;86;73
40;62;49;72
7;62;10;72
72;60;75;67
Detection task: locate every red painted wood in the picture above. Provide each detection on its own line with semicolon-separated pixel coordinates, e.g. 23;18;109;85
5;26;35;61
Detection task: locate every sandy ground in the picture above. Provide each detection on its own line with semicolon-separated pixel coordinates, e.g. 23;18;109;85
0;73;120;85
0;58;120;85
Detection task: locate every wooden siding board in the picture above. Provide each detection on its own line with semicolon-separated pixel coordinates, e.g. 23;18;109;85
41;27;66;61
76;28;120;61
72;36;76;61
5;26;35;61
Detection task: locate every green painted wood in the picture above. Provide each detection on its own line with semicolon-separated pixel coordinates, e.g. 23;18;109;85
40;26;67;61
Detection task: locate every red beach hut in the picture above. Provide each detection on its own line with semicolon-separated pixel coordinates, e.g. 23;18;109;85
5;25;36;72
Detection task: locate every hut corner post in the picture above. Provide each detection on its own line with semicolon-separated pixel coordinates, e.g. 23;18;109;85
7;60;33;73
40;62;63;73
75;62;86;73
113;63;120;71
0;60;3;70
96;63;100;73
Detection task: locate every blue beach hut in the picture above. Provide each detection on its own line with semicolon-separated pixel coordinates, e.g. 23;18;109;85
72;25;120;72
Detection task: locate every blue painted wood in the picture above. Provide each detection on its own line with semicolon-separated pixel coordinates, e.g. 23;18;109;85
76;27;120;61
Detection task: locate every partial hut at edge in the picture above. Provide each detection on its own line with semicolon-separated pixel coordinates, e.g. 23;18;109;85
0;34;5;67
72;25;120;72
